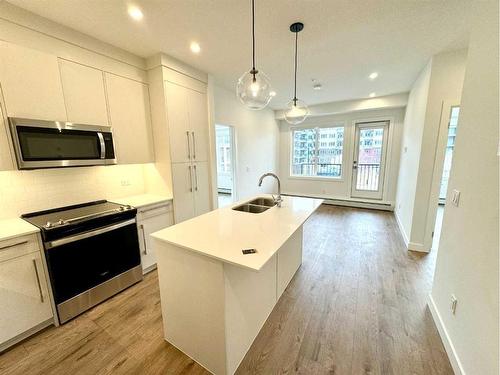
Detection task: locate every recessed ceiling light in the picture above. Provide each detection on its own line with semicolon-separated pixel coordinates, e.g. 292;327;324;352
269;91;277;97
190;41;201;54
128;5;143;21
369;72;378;80
369;92;376;98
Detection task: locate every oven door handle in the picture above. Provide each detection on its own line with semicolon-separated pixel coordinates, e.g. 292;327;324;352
45;218;136;249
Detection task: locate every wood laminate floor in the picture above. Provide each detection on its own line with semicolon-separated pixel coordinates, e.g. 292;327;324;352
0;205;453;375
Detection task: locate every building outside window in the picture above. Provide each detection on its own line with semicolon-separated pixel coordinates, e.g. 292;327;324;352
291;126;344;178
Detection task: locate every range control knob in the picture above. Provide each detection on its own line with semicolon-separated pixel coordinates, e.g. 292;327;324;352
45;221;53;228
58;219;65;225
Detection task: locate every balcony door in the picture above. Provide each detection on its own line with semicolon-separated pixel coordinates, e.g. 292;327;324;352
351;121;389;200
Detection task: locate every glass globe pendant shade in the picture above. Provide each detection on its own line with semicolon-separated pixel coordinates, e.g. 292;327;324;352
236;69;273;110
284;98;309;125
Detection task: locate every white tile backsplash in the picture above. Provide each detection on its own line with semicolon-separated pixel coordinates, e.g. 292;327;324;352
0;164;147;219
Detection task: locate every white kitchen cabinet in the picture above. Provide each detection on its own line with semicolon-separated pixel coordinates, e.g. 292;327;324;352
105;73;154;164
0;235;53;351
187;89;209;162
172;163;196;222
0;41;67;121
165;81;190;163
0;105;14;170
164;81;209;163
193;162;211;216
59;59;108;126
136;203;173;273
171;162;211;223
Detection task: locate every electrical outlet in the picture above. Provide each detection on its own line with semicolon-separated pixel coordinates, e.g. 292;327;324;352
450;294;458;314
451;189;460;206
120;179;131;187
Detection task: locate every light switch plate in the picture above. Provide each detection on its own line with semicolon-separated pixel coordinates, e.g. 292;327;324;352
451;189;460;206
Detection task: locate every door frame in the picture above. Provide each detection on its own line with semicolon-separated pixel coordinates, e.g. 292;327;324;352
350;120;390;200
215;124;238;204
423;101;460;252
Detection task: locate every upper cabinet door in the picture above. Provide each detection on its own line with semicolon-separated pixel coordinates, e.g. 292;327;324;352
105;73;154;164
187;89;209;162
164;81;191;163
0;41;67;121
59;59;108;126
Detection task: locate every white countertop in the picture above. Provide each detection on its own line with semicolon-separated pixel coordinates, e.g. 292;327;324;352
0;218;40;242
110;194;172;209
151;195;323;271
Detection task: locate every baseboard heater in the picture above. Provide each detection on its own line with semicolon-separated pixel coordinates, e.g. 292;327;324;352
282;193;393;211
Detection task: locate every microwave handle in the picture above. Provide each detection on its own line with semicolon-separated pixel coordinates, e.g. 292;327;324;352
97;132;106;159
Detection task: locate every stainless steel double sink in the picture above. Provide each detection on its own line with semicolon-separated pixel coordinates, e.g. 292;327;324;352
232;197;276;214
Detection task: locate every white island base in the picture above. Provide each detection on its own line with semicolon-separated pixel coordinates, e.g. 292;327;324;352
152;195;322;375
155;227;302;375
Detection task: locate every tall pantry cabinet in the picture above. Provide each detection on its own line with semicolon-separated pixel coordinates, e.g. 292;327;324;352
149;65;212;223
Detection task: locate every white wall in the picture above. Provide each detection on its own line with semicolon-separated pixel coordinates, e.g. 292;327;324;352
212;85;279;202
278;107;405;205
395;61;432;245
429;2;499;374
395;49;468;251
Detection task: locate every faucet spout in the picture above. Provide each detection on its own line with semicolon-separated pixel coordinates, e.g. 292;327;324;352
257;173;282;207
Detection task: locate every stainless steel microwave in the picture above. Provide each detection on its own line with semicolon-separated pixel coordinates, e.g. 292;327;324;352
9;117;117;169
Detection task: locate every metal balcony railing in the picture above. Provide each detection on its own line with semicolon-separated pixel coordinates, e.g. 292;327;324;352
356;164;380;191
292;163;342;177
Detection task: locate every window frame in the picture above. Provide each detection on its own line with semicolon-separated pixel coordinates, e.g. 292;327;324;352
289;123;346;181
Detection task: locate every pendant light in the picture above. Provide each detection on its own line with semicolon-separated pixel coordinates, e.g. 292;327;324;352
284;22;309;125
236;0;273;110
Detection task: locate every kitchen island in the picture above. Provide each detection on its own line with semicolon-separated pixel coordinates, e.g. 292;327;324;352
151;195;322;375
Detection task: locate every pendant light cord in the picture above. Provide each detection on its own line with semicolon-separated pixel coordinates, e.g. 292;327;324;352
293;30;298;105
251;0;256;74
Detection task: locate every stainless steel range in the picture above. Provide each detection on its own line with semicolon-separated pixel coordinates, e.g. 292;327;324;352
22;200;142;324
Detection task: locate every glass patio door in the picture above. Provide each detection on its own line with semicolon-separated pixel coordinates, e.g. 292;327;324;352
351;121;389;200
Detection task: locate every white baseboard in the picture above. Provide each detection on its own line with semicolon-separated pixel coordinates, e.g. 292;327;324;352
428;294;465;375
408;241;429;253
282;192;394;211
394;211;429;252
394;210;410;247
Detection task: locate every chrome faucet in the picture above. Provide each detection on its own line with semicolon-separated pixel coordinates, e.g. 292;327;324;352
258;173;283;207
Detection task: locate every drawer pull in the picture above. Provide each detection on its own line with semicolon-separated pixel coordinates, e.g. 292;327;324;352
140;224;147;255
32;259;44;303
0;240;28;251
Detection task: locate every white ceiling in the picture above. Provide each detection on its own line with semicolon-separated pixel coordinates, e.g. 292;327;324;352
7;0;472;109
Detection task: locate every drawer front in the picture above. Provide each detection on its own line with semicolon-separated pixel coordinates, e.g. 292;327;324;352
137;202;172;221
0;234;40;263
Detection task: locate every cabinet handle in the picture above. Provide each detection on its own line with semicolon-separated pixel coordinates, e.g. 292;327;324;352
32;259;44;303
0;240;28;251
188;165;193;192
194;165;198;191
192;131;196;159
186;131;191;160
139;224;147;255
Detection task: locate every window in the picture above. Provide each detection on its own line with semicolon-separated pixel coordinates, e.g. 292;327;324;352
291;126;344;178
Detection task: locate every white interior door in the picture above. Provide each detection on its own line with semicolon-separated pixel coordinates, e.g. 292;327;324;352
351;121;389;200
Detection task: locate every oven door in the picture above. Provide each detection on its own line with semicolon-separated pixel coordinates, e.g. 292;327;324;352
44;219;141;314
9;117;116;169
